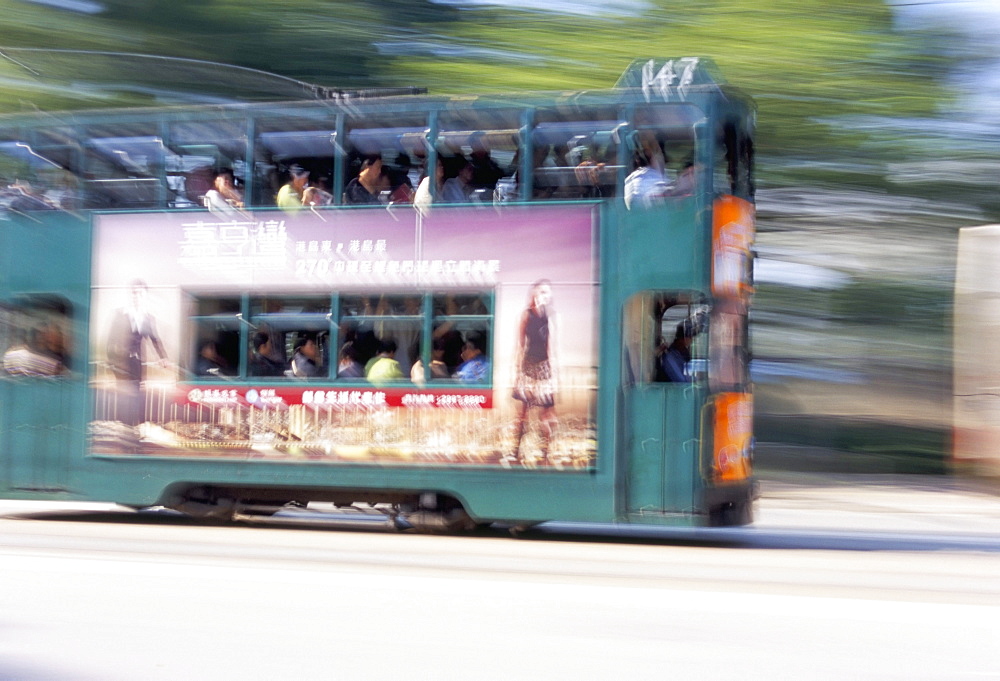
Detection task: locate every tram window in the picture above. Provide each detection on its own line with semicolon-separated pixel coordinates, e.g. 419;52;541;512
191;324;239;379
438;109;520;204
185;291;493;383
531;108;623;201
431;293;492;380
252;116;338;209
716;119;754;200
196;297;241;316
83;129;165;210
631;103;702;202
622;292;707;385
247;295;334;378
0;295;72;378
188;296;242;380
0;142;78;211
624;117;702;210
251;295;331;316
344;114;428;205
338;294;423;379
168;118;248;210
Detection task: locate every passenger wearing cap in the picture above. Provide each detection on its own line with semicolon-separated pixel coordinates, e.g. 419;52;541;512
658;318;697;383
277;164;310;214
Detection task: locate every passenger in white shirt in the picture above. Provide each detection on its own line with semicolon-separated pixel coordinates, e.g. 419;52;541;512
624;132;673;210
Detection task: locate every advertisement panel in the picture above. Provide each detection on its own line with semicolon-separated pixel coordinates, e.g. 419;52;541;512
89;205;598;469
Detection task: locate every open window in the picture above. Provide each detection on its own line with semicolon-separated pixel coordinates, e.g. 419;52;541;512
167;118;248;210
716;117;755;200
249;295;333;379
188;295;242;380
437;108;520;205
531;105;623;201
343;111;428;206
0;295;72;378
0;137;79;212
82;123;167;209
623;291;708;386
429;292;492;383
252;115;338;208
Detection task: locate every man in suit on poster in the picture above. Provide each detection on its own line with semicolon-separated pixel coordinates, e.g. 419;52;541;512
106;280;168;427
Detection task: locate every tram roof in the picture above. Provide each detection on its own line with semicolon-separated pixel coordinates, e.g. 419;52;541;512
0;56;751;130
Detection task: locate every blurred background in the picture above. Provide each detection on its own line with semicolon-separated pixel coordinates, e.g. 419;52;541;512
2;0;997;477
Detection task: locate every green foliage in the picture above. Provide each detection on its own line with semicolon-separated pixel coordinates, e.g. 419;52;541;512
0;0;955;161
829;280;951;329
755;415;948;473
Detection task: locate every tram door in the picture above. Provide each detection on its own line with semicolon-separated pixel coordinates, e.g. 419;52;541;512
621;294;704;517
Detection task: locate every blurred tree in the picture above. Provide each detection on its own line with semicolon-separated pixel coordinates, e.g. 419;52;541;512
0;0;964;163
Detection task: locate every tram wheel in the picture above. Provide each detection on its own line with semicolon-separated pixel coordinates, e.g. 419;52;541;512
709;501;752;527
169;495;237;521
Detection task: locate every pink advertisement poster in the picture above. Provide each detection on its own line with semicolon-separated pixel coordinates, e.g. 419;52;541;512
89;204;599;469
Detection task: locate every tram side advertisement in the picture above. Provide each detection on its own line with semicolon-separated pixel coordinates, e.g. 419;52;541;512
88;205;599;469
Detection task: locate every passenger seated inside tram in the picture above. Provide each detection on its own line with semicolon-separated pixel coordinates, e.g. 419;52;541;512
345;155;389;205
468;131;505;195
386;154;415;203
290;334;321;378
655;317;702;383
667;160;697;197
414;161;444;216
439;140;468;183
249;331;284;377
569;141;615;199
454;332;490;383
624;132;673;210
276;164;310;214
410;338;449;386
337;341;364;378
440;162;475;203
2;326;67;377
365;337;404;384
195;340;228;378
203;168;244;216
303;176;333;207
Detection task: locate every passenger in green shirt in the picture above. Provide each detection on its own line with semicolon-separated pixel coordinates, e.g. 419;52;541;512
276;164;309;214
366;338;404;385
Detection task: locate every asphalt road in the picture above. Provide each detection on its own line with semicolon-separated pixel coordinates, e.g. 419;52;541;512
1;475;999;681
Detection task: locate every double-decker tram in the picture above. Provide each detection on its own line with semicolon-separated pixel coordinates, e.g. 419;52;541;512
0;58;755;529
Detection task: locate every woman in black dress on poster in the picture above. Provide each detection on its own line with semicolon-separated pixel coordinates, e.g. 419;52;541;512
511;279;559;464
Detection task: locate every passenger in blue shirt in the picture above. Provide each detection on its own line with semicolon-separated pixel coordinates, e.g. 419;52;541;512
658;319;696;383
454;333;490;383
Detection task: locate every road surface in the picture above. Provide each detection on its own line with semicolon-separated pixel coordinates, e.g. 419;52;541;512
1;474;998;681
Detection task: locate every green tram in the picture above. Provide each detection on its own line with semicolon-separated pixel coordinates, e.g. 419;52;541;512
0;58;755;529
